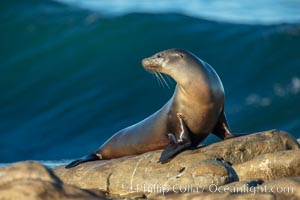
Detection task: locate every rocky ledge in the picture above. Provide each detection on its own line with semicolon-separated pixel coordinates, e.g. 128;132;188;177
0;161;106;200
0;130;299;200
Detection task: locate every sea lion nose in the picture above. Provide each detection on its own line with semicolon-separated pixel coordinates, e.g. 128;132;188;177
142;58;151;67
142;58;149;67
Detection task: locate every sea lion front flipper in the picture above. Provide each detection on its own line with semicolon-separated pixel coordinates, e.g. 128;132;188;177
65;154;99;169
159;113;192;163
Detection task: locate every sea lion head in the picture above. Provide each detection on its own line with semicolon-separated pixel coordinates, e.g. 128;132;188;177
142;48;209;87
142;48;192;74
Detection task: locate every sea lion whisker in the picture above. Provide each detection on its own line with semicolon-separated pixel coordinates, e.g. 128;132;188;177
154;72;162;88
154;71;163;88
157;71;167;88
149;71;156;79
157;72;165;88
148;71;158;84
164;74;175;87
158;72;170;89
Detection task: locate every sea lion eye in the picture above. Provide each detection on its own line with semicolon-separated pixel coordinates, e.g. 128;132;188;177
178;53;183;58
157;53;163;58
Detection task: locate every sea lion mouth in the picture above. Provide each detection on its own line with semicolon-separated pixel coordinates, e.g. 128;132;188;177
142;58;160;72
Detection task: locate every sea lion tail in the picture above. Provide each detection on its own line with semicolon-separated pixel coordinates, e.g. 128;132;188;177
65;154;99;169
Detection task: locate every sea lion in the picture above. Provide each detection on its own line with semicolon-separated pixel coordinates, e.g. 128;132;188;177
65;48;235;169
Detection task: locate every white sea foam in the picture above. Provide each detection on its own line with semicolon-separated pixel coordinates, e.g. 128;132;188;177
0;160;70;169
245;77;300;107
55;0;300;24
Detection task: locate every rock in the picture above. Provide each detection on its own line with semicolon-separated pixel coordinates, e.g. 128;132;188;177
149;177;300;199
233;149;300;181
148;192;282;200
55;151;223;197
0;161;105;200
54;130;299;198
220;176;300;198
195;129;299;165
188;160;238;186
260;177;300;199
0;160;60;185
218;179;264;191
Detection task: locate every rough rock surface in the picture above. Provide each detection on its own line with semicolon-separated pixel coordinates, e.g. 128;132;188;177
194;129;299;165
54;129;300;198
233;149;300;181
0;162;105;200
150;177;300;200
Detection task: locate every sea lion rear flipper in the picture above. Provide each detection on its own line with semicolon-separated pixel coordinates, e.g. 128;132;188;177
159;113;192;163
65;154;99;169
212;110;247;139
212;110;235;140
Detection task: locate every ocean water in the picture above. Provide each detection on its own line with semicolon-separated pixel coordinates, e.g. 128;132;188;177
0;0;300;166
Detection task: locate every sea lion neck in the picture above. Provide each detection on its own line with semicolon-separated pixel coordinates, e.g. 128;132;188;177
167;60;209;96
